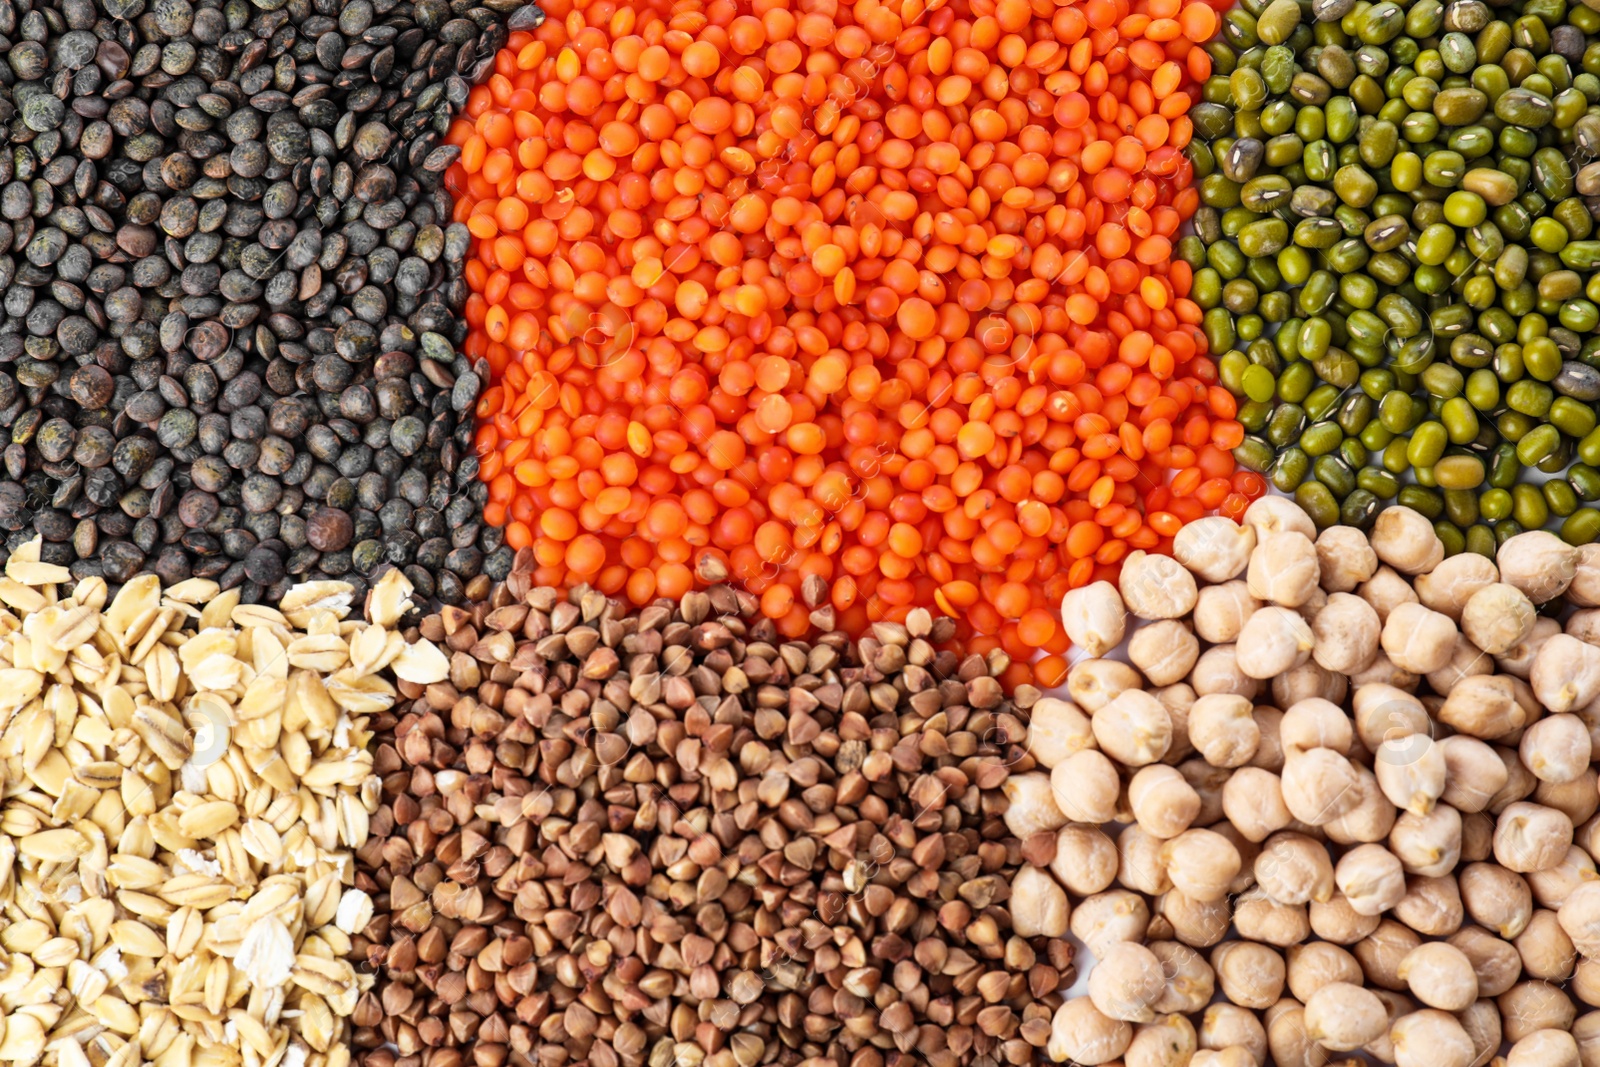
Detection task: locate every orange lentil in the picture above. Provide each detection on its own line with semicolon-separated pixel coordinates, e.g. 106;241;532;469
456;0;1248;689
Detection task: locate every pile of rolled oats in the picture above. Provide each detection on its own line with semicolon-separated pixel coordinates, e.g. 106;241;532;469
0;540;449;1067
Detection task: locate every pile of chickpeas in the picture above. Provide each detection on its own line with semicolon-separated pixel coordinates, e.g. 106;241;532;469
1008;496;1600;1067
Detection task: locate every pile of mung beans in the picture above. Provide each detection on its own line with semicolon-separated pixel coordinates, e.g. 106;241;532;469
1197;0;1600;552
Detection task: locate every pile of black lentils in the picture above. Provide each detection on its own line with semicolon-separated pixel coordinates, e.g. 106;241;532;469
0;0;541;605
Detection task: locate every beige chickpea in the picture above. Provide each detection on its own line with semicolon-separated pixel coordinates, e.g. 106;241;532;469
1497;614;1562;679
1068;657;1144;712
1425;634;1496;695
1439;673;1526;740
1498;980;1577;1042
1495;801;1574;873
1248;530;1321;607
1516;909;1577;981
1389;804;1463;877
1070;889;1150;956
1221;767;1292;843
1254;831;1333;906
1285;942;1362;1003
1460;860;1534;938
1197;1003;1267;1066
1357;920;1428;989
1568;543;1600;607
1559;880;1600;958
1350;648;1421;690
1127;764;1200;841
1193;581;1261;644
1574;1011;1600;1067
1456;998;1503;1067
1120;550;1198;620
1575;959;1600;1006
1439;735;1509;813
1093;689;1173;767
1307;591;1380;675
1048;997;1132;1066
1149;940;1216;1014
1025;696;1094;769
1295;582;1328;622
1390;1010;1476;1067
1010;864;1070;938
1174;515;1258;583
1508;1029;1581;1067
1051;749;1121;824
1280;696;1354;756
1532;634;1600;714
1128;619;1199;687
1527;844;1597;910
1191;644;1261;700
1116;823;1172;896
1489;743;1540;813
1244;494;1317;538
1572;608;1600;645
1375;733;1447;817
1162;828;1240;903
1352;683;1429;757
1051;824;1119;896
1336;843;1406;916
1271;659;1348;709
1153;683;1197;762
1370;505;1446;575
1303;982;1388;1051
1178;758;1232;827
1211;941;1285;1010
1380;601;1460;675
1393;873;1465;936
1537;769;1600;832
1187;693;1260;768
1459;581;1537;656
1360;565;1424;630
1159;887;1234;947
1358;991;1406;1066
1233;885;1311;946
1521;713;1593;785
1280;748;1362;826
1461;810;1496;862
1264;999;1322;1067
1499;530;1580;604
1249;706;1287;772
1087;940;1165;1023
1002;771;1069;837
1060;581;1127;658
1397;942;1478;1011
1236;606;1315;679
1316;524;1379;593
1323;763;1398;846
1449;925;1525;998
1125;1014;1198;1067
1213;821;1261;896
1310;891;1382;944
1415;551;1499;620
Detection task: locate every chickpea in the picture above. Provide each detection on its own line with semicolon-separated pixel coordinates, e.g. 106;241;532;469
1221;767;1292;843
1050;824;1119;896
1575;959;1600;1006
1120;550;1198;620
1365;505;1441;572
1002;771;1068;837
1093;689;1173;767
1498;980;1577;1042
1128;620;1200;687
1497;615;1562;679
1449;925;1525;999
1211;941;1285;1010
1280;748;1362;826
1395;942;1478;1012
1509;1029;1581;1067
1197;1003;1268;1066
1127;764;1200;841
1280;697;1354;757
1368;987;1419;1064
1085;940;1166;1023
1516;909;1577;981
1310;891;1382;944
1059;581;1127;658
1178;758;1232;827
1390;804;1463;878
1393;873;1465;936
1572;608;1600;646
1455;998;1503;1067
1375;733;1447;817
1161;827;1240;903
1522;713;1593;784
1010;864;1070;938
1390;1010;1476;1067
1568;543;1600;607
1244;495;1316;539
1069;658;1144;713
1186;693;1260;768
1149;940;1216;1015
1425;635;1496;695
1415;551;1500;620
1573;1011;1600;1066
1285;942;1362;1003
1051;750;1120;824
1264;999;1322;1067
1116;824;1173;896
1153;683;1198;764
1336;843;1406;917
1188;1048;1255;1067
1351;682;1428;753
1381;601;1460;675
1439;735;1509;813
1193;581;1261;644
1490;744;1541;813
1359;564;1422;623
1462;810;1496;862
1125;1014;1198;1067
1254;831;1334;906
1174;516;1258;583
1439;673;1525;740
1536;770;1600;838
1047;997;1132;1066
1458;581;1537;656
1248;531;1321;607
1235;606;1315;679
1158;887;1233;948
1356;919;1423;990
1190;644;1261;700
1070;889;1150;956
1498;530;1580;604
1233;885;1311;946
1302;982;1388;1051
1024;697;1094;769
1272;659;1347;709
1528;844;1597;910
1323;763;1397;846
1350;649;1420;691
1293;584;1327;622
1460;861;1534;941
1495;802;1574;873
1316;524;1379;593
1303;592;1379;676
1559;879;1600;958
1249;707;1287;772
1212;821;1261;896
